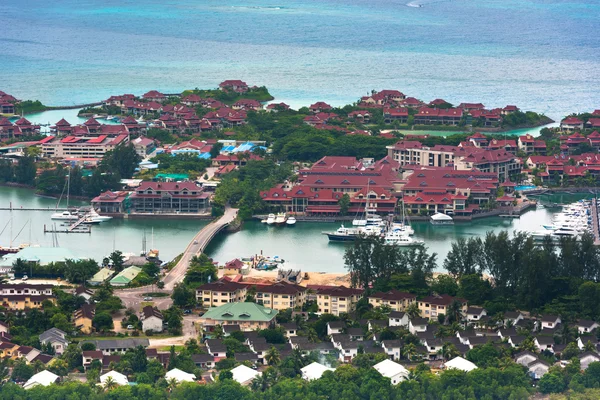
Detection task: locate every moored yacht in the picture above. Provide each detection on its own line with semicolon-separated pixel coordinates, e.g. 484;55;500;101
266;214;276;225
286;216;297;226
51;211;79;221
384;229;424;247
274;212;287;225
323;225;360;242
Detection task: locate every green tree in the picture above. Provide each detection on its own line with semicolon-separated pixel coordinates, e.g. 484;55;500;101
93;312;114;332
171;282;196;308
101;143;141;179
265;346;281;366
338;194;351;216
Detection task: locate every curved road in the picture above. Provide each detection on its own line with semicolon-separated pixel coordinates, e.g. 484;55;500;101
117;207;238;309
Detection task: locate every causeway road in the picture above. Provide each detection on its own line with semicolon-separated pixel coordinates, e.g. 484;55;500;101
117;207;238;309
163;207;238;290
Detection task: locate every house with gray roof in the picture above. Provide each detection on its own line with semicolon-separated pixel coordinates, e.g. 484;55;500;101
82;338;149;355
39;328;68;355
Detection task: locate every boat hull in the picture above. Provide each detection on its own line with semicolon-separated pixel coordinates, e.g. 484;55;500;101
325;233;357;242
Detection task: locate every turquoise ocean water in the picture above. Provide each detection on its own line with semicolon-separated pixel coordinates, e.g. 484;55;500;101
0;0;599;120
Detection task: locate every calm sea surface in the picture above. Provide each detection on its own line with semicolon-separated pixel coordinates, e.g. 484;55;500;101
1;0;599;120
0;186;594;272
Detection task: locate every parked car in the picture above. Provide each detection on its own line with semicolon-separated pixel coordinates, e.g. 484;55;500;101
143;297;153;301
127;325;134;330
184;309;191;314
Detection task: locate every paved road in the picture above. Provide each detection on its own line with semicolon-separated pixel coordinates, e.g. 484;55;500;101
148;315;198;348
116;207;238;309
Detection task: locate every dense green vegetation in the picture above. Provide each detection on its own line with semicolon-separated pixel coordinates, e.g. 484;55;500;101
345;231;600;317
500;110;552;128
212;159;293;219
14;100;47;114
137;153;211;180
12;258;99;282
182;86;274;104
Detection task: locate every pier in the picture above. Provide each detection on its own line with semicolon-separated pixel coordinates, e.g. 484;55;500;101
43;224;91;234
592;200;600;246
1;207;69;211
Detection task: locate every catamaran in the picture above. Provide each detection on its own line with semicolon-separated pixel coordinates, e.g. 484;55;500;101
51;169;78;220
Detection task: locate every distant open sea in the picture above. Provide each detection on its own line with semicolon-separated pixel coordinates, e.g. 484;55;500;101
1;0;599;120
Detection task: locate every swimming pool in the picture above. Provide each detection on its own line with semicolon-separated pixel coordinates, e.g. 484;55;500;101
515;185;537;191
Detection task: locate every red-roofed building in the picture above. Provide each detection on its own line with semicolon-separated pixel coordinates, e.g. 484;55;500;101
309;102;332;113
588;131;600;150
219;80;249;93
129;181;210;213
414;107;463;126
502;105;519;115
466;132;488;148
383;107;409;124
214;163;237;178
361;90;406;106
348;110;371;123
232;99;262;111
586;118;600;129
181;94;202;106
105;94;135;107
470;109;502;126
429;99;449;107
487;138;517;152
266;103;290;112
560;117;584;132
458;103;485;112
91;191;129;214
142;90;166;102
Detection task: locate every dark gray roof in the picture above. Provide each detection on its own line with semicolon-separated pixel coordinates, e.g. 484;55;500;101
579;351;600;360
289;336;309;345
535;336;555;345
347;328;364;336
577;319;599;328
410;317;429;326
299;342;335;351
328;321;346;329
499;328;517;337
528;358;549;367
279;322;297;330
467;307;485;315
206;339;227;353
235;352;259;362
503;311;522;319
83;338;149;350
223;324;241;333
191;354;215;363
468;336;498;345
514;350;537;360
251;341;271;352
389;311;406;319
382;340;403;348
368;320;388;328
540;315;560;323
509;335;526;345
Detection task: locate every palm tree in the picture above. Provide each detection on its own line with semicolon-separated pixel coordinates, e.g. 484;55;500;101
251;374;268;392
440;343;460;361
265;346;280;366
306;328;318;343
559;323;575;345
446;300;463;325
402;343;417;361
167;377;179;391
406;303;421;320
212;325;224;339
103;376;117;391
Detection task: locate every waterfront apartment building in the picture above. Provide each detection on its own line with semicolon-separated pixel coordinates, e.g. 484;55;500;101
310;285;364;316
40;134;129;159
252;281;308;311
91;191;129;214
128;181;210;214
196;280;247;307
386;140;521;181
418;294;468;321
368;290;416;312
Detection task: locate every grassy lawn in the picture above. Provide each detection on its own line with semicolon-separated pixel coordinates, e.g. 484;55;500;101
158;345;186;352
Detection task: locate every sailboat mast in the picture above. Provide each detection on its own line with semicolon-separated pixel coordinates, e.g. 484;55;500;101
66;167;71;209
9;217;13;248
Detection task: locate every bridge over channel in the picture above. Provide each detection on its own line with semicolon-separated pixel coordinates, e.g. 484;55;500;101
117;207;238;308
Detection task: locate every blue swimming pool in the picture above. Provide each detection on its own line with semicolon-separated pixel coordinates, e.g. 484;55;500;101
515;185;537;191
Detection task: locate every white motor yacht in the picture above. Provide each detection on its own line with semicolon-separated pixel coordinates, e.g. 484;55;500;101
51;211;79;221
384;230;424;246
88;209;113;222
430;212;454;225
266;214;276;225
391;223;415;236
286;216;297;226
323;225;360;241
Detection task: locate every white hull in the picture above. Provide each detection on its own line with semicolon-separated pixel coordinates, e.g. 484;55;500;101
286;217;296;225
51;212;78;221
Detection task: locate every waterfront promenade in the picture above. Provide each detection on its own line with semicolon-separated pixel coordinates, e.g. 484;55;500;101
117;207;238;308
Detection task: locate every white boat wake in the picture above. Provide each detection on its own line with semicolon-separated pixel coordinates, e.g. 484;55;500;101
406;0;451;8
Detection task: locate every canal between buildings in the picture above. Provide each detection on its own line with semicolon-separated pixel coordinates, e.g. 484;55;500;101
0;186;594;273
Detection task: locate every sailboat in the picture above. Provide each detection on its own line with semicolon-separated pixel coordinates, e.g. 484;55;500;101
391;201;415;236
0;218;29;256
51;169;79;220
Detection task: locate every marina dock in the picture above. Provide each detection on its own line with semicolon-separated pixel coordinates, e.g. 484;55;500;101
43;224;91;234
592;200;600;246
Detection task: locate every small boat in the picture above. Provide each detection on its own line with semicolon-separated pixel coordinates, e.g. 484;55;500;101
352;219;367;226
274;212;287;225
0;243;28;256
136;116;145;123
266;214;276;225
430;213;454;225
51;211;79;221
323;224;360;241
81;217;102;225
106;115;116;121
93;114;106;119
286;216;296;226
261;219;267;223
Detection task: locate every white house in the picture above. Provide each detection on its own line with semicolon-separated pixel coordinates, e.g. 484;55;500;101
100;370;128;387
514;351;538;367
74;286;94;302
389;311;409;327
539;315;561;330
527;359;549;379
503;311;523;327
409;318;428;334
165;368;196;383
206;339;227;360
373;359;409;385
466;307;487;324
577;320;600;335
280;323;297;337
141;306;164;333
382;340;402;361
23;370;59;390
301;362;335;381
231;365;260;386
577;336;599;350
579;352;600;371
39;328;68;355
534;336;554;353
444;356;478;372
327;321;345;336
